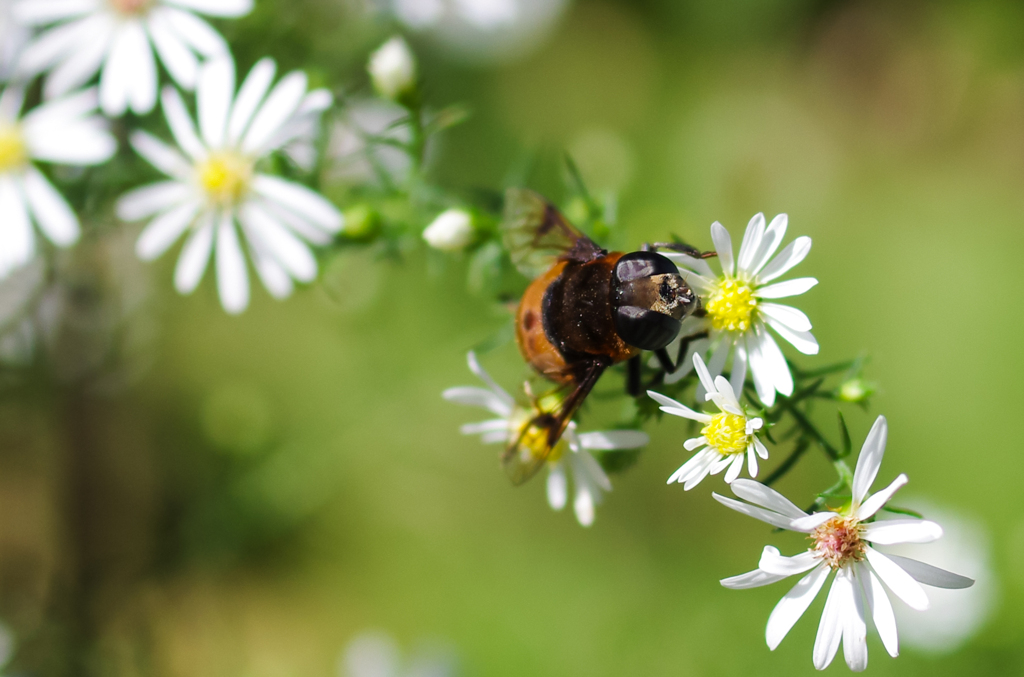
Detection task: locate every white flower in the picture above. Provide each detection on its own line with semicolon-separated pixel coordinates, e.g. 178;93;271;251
648;352;767;489
667;213;818;406
13;0;252;117
442;351;648;527
715;415;974;672
423;208;473;251
368;37;416;102
116;57;343;315
0;85;116;278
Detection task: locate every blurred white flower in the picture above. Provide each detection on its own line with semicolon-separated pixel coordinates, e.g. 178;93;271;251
648;352;766;490
883;503;996;653
443;351;648;527
340;631;458;677
0;0;28;80
390;0;570;65
423;208;473;251
13;0;252;116
667;213;818;406
116;57;342;315
716;416;974;672
0;85;116;279
326;98;412;187
368;37;416;102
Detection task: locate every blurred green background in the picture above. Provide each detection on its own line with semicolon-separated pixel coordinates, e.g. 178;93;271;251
2;0;1022;674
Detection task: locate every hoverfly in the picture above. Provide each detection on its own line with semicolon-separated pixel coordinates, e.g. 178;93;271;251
500;188;715;484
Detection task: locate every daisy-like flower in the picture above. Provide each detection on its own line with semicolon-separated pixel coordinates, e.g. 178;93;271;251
13;0;252;117
0;85;116;278
443;352;648;527
0;0;28;79
648;352;767;489
667;213;818;406
116;57;342;314
715;415;974;671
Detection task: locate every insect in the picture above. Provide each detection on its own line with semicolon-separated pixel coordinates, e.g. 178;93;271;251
501;188;715;484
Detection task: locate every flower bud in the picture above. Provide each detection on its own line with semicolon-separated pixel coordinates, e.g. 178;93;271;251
342;204;381;240
368;37;416;103
838;378;874;403
423;209;474;251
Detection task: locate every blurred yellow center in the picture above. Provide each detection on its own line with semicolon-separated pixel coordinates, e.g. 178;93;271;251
706;278;757;332
701;412;749;455
812;515;865;570
516;419;568;464
0;125;27;174
197;152;252;206
109;0;151;15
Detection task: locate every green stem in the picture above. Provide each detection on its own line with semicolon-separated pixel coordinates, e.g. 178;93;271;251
763;437;810;486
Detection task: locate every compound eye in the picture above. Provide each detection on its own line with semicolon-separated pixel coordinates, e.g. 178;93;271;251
614;251;679;283
615;305;682;351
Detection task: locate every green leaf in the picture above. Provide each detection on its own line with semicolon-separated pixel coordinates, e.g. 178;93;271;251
837;410;852;458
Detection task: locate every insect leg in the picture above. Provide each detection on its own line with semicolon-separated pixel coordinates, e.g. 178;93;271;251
626;355;642;397
644;242;718;259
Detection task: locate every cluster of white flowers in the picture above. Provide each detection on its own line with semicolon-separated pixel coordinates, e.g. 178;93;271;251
0;0;342;314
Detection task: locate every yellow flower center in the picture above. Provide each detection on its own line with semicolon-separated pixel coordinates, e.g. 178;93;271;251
706;277;757;332
0;124;27;174
108;0;151;15
811;515;865;570
701;412;749;455
515;417;569;464
196;151;253;207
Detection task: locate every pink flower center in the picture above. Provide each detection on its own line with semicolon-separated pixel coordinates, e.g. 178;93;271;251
811;515;865;570
109;0;151;15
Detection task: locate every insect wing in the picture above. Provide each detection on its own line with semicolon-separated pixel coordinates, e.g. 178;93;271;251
501;413;563;486
501;188;605;279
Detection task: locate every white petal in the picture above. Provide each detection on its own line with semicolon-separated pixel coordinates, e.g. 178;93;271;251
711;375;742;414
729;338;747;398
755;277;818;299
136;201;199;260
147;13;199;89
669;447;710;483
736;212;765;275
24;123;116;166
812;572;845;669
118;181;191;221
721;568;789;590
712;493;797;530
573;449;612;492
855;474;907;520
126;21;158;114
239;202;317;282
130;130;192;179
161;85;206;160
98;23;135;116
852;416;887;505
757;235;811;284
723;453;744;483
573;485;595;527
710;221;734;276
759;546;818;576
16;16;99;77
174;215;214;293
683;436;708;452
647;390;712;423
215;214;249;314
12;0;99;24
197;56;234;148
252;174;342;232
749;213;788;276
160;7;228;57
693;350;718;398
547;462;567;511
767;319;819;356
460;420;508;436
753;436;769;459
730;479;807;518
577;430;648;451
0;178;35;274
163;0;253;17
746;332;775;406
865;547;929;611
227;57;276;144
0;86;26;121
241;71;307;153
662;251;715;278
759;302;811;332
863;519;943;545
44;22;112;98
883;555;975;590
766;563;830;650
465;351;515;408
756;328;793;397
746;446;758;478
841;569;869;672
247;238;294;300
440;387;510;417
788;512;838;533
22;168;79;247
853;564;899;658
